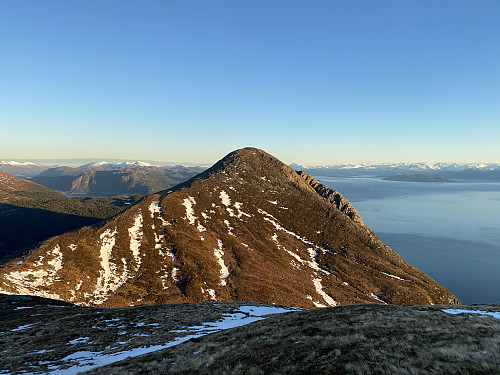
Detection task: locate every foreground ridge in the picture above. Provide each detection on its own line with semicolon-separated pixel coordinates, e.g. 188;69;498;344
0;296;496;375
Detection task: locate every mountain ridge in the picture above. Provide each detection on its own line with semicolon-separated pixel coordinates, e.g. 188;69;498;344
31;165;206;196
0;148;459;308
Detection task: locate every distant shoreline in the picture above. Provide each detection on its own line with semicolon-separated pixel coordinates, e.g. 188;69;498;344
382;174;455;182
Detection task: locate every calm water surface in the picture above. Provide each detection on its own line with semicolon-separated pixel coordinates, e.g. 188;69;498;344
315;176;500;305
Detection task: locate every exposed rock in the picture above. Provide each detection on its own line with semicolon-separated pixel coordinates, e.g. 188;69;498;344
296;171;365;225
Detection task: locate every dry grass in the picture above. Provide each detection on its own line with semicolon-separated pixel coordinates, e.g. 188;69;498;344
2;295;499;374
84;303;500;375
0;295;287;374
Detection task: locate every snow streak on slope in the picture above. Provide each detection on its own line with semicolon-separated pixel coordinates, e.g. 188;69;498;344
182;197;197;225
148;200;160;219
149;200;168;227
214;240;230;286
312;278;337;307
182;197;206;232
128;213;144;268
219;190;236;217
94;229;121;304
0;245;63;300
263;208;337;306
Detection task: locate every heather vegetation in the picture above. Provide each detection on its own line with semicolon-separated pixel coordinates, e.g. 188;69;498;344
1;295;498;375
85;303;500;375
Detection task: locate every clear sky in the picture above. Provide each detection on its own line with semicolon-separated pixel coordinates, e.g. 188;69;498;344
0;1;499;165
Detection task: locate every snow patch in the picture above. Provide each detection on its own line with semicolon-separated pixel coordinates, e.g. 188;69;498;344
1;245;63;301
94;228;127;304
370;293;387;304
207;289;216;300
214;240;229;285
224;220;234;236
148;200;161;219
171;267;179;282
312;278;337;307
129;213;144;268
68;337;90;345
11;323;35;332
182;197;197;225
382;272;405;281
182;197;206;232
36;305;297;375
233;202;251;218
442;309;500;319
219;190;231;206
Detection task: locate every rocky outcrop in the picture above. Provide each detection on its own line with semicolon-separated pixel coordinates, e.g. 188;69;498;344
296;171;365;225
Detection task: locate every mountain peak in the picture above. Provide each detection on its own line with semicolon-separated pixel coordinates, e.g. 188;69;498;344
0;148;459;308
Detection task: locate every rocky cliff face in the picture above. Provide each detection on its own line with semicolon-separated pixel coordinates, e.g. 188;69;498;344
0;148;460;307
296;171;365;225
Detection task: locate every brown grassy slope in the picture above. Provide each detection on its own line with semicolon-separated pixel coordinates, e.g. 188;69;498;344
84;303;500;375
0;148;459;307
0;171;138;260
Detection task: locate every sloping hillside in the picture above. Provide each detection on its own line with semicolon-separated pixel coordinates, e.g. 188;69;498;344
0;171;140;259
0;148;458;307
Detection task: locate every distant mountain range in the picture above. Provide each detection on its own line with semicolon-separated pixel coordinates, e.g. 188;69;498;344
2;160;499;184
0;160;206;196
291;162;500;180
31;164;206;196
0;161;50;178
0;148;459;308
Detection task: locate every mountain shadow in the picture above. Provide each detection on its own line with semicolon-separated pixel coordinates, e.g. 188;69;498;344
0;204;102;261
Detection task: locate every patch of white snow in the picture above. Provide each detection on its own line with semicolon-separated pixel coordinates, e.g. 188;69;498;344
214;240;229;285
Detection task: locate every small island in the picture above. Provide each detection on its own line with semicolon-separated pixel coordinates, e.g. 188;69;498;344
382;174;455;182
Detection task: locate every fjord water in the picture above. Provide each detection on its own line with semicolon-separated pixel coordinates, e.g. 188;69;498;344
315;176;500;305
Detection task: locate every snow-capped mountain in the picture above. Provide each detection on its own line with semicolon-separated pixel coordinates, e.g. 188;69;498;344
79;161;158;169
0;148;458;308
294;162;500;178
0;161;50;178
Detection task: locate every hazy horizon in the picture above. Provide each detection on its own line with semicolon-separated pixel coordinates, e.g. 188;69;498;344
2;154;500;168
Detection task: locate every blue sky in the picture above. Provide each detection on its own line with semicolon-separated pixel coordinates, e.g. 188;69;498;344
0;1;499;165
